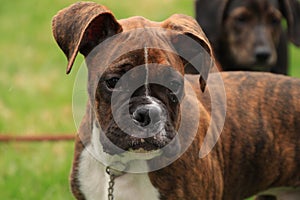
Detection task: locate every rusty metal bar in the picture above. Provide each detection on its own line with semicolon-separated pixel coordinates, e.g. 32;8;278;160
0;134;75;142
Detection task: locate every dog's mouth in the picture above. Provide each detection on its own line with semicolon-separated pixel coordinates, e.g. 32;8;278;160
128;138;164;152
100;124;179;157
249;64;272;71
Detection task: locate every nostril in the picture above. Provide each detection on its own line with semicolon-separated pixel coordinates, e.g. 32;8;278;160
256;52;270;62
255;47;271;62
133;108;151;127
132;106;162;127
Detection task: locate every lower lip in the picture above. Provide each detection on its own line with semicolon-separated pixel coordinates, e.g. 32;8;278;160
128;147;161;154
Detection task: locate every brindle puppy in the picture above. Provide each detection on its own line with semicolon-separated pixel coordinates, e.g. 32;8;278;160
195;0;300;74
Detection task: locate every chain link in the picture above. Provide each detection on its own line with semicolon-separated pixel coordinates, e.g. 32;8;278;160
106;167;115;200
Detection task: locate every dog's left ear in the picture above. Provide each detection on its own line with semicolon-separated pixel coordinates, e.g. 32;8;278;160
280;0;300;46
162;14;214;92
52;2;123;74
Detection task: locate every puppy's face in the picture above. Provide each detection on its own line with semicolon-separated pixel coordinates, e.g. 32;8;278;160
90;40;185;157
222;0;282;70
52;2;213;166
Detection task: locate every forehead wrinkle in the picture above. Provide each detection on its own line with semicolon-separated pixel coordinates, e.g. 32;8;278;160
144;46;149;96
147;48;181;68
227;0;278;15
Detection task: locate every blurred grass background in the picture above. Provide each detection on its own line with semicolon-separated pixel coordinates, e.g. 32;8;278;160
0;0;299;199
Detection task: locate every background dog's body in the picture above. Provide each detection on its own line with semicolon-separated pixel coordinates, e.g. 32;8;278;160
52;2;300;199
195;0;300;74
200;72;300;199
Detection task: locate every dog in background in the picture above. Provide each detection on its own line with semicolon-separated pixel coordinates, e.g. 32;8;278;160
195;0;300;74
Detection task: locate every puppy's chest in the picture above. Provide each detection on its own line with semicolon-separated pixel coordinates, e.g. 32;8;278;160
78;148;160;200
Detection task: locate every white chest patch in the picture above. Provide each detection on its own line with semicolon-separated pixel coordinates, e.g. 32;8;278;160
77;124;161;200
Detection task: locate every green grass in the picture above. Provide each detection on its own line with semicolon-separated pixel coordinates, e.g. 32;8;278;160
0;0;299;199
0;1;195;199
290;45;300;77
0;142;74;200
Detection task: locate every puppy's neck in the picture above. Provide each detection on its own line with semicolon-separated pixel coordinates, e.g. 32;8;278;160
77;122;160;200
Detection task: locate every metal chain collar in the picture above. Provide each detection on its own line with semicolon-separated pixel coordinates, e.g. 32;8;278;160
106;167;115;200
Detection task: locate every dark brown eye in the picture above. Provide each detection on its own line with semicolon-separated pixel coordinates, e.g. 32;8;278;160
270;16;281;26
106;77;120;90
169;94;178;103
235;14;249;24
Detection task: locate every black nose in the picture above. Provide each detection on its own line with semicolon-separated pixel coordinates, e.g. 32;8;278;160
132;105;162;127
255;47;271;63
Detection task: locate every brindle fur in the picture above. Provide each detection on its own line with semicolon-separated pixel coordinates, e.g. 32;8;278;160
52;2;300;199
195;0;300;74
150;72;300;199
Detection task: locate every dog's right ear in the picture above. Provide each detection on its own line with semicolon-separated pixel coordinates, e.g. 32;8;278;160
52;2;123;74
280;0;300;46
195;0;228;49
162;14;214;92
